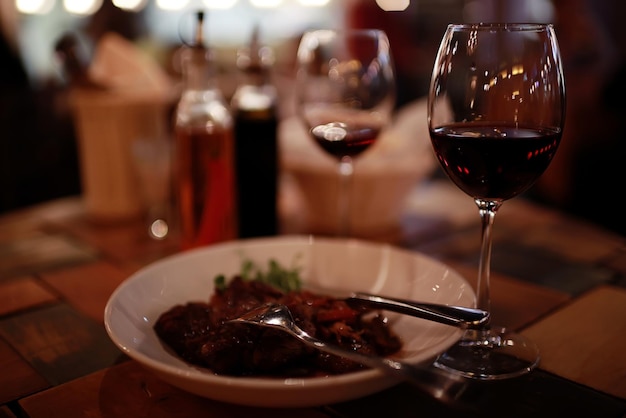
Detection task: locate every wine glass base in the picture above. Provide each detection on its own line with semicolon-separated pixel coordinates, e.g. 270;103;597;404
434;326;540;380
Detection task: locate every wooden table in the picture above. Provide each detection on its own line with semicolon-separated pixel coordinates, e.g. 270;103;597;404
1;179;625;418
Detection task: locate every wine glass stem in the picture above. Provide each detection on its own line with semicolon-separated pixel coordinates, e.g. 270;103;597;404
475;199;502;325
337;156;354;237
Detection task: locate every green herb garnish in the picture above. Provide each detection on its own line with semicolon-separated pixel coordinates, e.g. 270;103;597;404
214;274;227;291
214;255;303;292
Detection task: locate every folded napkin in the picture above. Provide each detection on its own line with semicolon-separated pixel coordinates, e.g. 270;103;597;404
88;32;172;98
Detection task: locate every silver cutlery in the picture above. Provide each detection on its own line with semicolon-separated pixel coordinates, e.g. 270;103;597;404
347;292;488;329
228;303;469;404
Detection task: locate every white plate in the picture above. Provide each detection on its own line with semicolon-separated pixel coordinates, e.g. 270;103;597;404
104;236;474;408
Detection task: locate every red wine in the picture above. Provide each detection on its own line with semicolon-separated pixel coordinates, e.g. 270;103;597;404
430;123;561;200
310;122;380;158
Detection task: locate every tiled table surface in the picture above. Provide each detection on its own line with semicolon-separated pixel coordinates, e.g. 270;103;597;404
1;180;625;418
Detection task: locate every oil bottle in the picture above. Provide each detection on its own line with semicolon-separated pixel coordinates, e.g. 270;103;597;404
173;11;236;249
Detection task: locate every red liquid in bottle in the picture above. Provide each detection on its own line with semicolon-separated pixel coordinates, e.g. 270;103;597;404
175;125;236;249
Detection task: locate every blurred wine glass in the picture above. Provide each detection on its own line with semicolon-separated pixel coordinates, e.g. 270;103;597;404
428;23;566;379
295;29;395;236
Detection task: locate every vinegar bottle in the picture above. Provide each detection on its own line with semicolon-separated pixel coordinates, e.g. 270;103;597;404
174;11;237;249
231;26;279;237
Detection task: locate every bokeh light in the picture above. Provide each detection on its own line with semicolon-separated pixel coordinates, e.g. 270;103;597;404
63;0;103;15
16;0;55;14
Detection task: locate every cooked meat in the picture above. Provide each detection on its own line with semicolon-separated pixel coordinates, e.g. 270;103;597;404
154;277;402;377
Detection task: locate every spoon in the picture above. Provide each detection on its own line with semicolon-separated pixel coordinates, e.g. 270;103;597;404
301;284;489;328
346;292;488;329
228;303;469;404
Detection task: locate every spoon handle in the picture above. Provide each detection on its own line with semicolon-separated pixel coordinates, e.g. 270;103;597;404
347;293;489;329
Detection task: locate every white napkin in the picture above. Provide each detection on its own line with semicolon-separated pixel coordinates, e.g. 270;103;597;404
88;32;172;99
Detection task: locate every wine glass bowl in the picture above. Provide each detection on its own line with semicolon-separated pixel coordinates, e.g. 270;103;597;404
429;123;561;201
279;99;436;237
295;29;395;236
428;23;565;379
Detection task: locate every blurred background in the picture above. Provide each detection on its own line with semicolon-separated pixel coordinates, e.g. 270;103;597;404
1;0;625;235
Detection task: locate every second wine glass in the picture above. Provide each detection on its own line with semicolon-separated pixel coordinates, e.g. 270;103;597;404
295;29;395;237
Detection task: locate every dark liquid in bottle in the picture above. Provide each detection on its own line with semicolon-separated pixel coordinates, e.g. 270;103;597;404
430;122;561;200
233;107;278;237
175;126;237;249
310;122;380;158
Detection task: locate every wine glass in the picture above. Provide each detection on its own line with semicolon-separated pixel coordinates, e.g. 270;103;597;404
428;23;565;379
295;29;395;237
